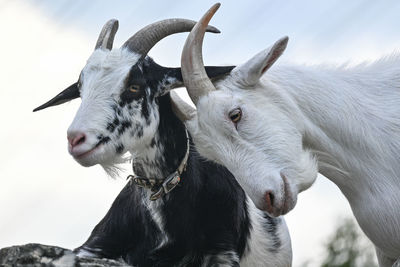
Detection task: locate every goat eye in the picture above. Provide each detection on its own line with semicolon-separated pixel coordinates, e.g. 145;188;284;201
229;108;242;124
129;85;140;93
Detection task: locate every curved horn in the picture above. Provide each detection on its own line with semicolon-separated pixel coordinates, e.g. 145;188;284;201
122;18;220;57
181;3;220;105
95;19;119;50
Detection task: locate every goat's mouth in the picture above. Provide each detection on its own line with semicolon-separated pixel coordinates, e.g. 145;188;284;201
263;173;296;217
71;144;104;167
69;143;102;161
75;145;101;159
280;173;295;215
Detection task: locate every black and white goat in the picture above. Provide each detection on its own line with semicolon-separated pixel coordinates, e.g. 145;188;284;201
34;18;292;266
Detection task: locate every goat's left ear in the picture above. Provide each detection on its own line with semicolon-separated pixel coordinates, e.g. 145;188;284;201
170;91;196;122
155;65;235;96
33;82;79;112
170;91;198;137
234;36;288;87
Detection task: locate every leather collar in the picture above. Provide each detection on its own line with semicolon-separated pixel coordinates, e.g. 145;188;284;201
127;129;190;201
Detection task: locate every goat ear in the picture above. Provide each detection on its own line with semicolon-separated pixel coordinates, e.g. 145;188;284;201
205;66;236;81
33;82;79;112
170;91;198;137
234;36;288;86
157;65;235;96
170;91;196;122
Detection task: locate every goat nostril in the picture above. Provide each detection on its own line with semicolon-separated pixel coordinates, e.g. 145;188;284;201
76;135;85;145
70;133;86;148
264;191;275;213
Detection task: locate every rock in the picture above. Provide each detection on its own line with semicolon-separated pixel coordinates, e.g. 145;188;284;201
0;243;129;267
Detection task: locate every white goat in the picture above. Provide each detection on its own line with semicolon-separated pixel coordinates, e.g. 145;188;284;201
172;4;400;266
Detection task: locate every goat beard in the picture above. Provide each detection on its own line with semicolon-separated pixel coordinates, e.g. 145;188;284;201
101;153;131;179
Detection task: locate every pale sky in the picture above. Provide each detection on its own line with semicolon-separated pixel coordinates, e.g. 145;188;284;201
1;0;399;266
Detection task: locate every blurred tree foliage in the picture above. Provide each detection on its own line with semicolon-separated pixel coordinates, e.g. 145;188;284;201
320;218;377;267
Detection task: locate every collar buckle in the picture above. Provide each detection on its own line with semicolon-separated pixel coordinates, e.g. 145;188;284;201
149;171;181;201
162;171;181;194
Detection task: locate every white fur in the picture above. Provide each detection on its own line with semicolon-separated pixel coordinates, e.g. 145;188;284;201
75;246;101;258
183;40;400;265
142;195;170;249
241;197;292;267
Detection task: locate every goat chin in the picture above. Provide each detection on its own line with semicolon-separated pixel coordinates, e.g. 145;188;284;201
72;146;128;176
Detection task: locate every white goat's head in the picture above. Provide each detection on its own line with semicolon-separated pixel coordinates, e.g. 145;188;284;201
34;18;233;173
172;4;318;216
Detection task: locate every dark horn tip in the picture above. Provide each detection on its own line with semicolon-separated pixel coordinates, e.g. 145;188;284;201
205;25;220;34
33;103;49;112
110;19;119;29
33;106;44;112
33;98;57;112
281;36;289;44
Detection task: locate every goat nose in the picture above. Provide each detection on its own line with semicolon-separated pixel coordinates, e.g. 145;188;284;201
68;132;86;148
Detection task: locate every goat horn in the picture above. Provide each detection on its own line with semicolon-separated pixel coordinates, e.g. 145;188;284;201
181;3;220;105
95;19;119;50
122;18;220;58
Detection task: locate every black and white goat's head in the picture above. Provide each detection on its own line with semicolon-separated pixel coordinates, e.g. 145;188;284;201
34;19;233;174
172;4;317;216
